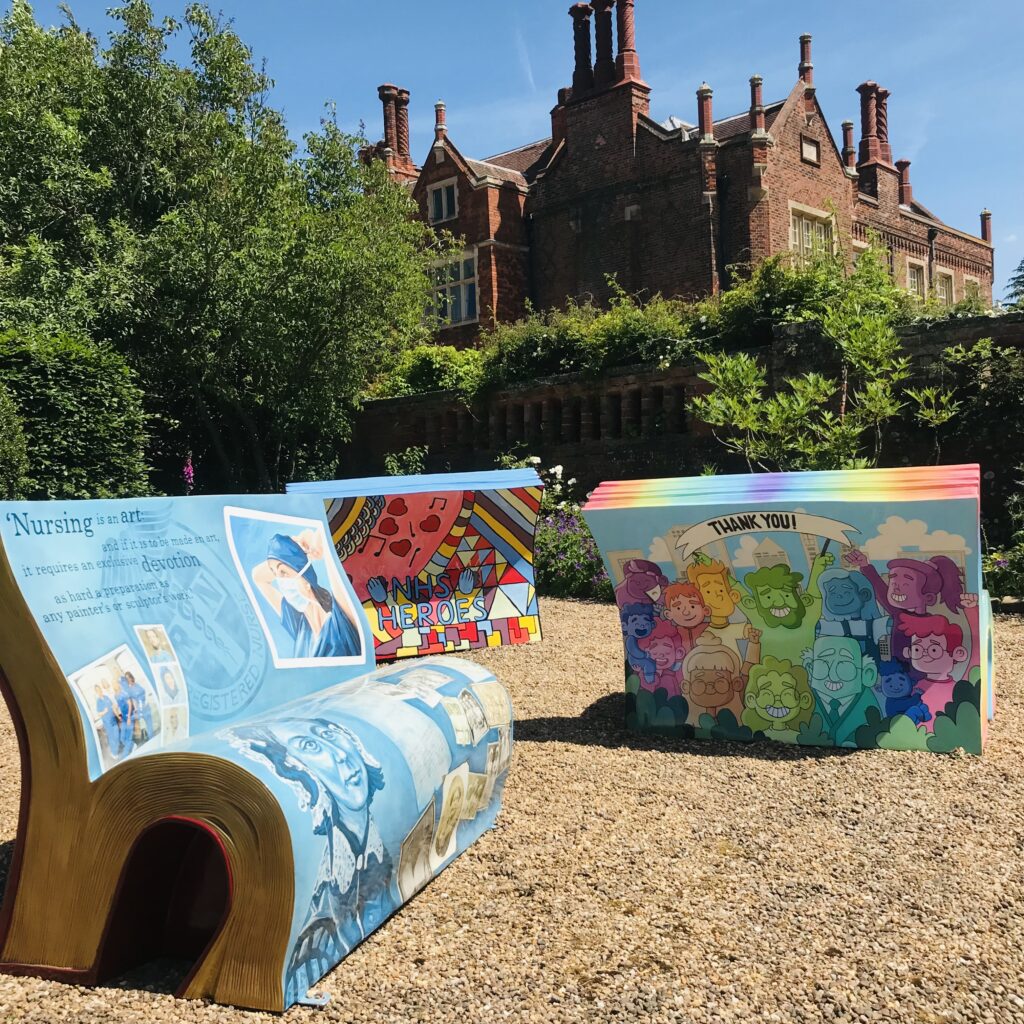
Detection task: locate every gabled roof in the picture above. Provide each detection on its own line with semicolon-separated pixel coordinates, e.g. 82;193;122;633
481;138;555;183
464;157;530;187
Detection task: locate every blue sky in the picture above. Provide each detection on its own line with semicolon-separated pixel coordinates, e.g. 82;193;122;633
29;0;1024;297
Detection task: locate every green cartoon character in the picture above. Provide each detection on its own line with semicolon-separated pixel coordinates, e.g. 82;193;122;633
741;656;814;742
737;553;832;665
802;634;880;747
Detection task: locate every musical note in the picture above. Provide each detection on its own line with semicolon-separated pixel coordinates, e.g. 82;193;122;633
408;545;421;567
360;533;387;557
429;496;448;511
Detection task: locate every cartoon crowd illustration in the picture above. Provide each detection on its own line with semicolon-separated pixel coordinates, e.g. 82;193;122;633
616;522;981;748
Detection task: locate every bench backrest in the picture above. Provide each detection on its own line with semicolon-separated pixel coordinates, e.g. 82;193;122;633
0;494;374;780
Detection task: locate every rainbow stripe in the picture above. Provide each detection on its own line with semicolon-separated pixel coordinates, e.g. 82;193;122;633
584;465;980;509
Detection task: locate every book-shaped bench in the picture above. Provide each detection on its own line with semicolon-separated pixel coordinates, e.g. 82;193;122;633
287;470;543;659
0;494;513;1011
583;465;994;753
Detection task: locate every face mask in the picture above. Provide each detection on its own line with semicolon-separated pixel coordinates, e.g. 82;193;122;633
275;565;312;611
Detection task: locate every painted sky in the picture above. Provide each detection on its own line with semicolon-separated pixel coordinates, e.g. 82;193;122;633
28;0;1024;298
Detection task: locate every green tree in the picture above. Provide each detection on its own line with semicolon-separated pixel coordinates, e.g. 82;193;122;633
691;246;954;471
0;1;446;492
1008;256;1024;308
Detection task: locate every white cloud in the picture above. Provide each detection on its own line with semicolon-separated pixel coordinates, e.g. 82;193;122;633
860;516;970;562
649;536;673;565
731;535;760;568
1006;233;1019;244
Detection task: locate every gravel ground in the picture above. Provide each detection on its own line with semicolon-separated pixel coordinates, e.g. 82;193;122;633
2;598;1024;1023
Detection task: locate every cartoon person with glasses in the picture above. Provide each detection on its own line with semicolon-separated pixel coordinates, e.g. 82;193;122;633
802;636;880;746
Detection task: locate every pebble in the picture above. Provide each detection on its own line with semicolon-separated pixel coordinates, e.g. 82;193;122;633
2;600;1024;1022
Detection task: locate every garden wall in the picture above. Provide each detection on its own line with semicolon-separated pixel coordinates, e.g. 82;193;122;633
345;312;1024;490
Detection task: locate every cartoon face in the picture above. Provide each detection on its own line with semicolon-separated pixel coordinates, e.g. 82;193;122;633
880;670;914;699
744;664;813;726
695;574;737;619
887;566;927;610
622;611;654;639
905;632;967;679
277;719;370;812
823;575;868;618
687;667;740;709
646;636;678;669
806;636;877;703
665;590;706;628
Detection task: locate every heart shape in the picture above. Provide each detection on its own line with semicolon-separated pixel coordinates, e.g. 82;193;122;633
387;498;408;516
419;515;441;533
379;518;399;536
389;539;412;557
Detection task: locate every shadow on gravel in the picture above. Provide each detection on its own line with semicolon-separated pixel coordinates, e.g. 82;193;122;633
515;693;859;761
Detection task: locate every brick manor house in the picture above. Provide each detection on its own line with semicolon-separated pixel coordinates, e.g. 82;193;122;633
364;2;995;347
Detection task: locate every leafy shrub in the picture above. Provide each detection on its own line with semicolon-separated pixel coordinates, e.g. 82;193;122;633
0;329;149;498
984;546;1024;600
383;445;429;476
0;383;28;498
499;457;614;601
370;345;483;401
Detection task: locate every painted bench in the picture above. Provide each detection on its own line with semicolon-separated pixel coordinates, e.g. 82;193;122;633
0;494;513;1011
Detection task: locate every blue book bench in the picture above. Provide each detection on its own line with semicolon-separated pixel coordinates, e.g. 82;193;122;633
0;494;513;1011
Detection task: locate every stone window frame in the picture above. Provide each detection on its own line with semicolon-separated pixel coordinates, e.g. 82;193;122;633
427;177;459;225
430;246;479;330
799;135;821;167
789;200;836;263
905;256;928;299
934;269;955;306
963;274;982;302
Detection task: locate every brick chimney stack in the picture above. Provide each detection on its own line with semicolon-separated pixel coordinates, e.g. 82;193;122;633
857;81;880;163
841;120;856;169
570;4;595;94
876;87;892;163
981;209;993;243
749;74;765;135
896;159;913;206
378;84;399;155
395;89;411;161
615;0;642;81
798;34;814;85
697;82;714;142
434;101;447;146
592;0;616;88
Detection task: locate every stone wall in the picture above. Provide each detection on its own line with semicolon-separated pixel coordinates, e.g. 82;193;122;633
344;312;1024;490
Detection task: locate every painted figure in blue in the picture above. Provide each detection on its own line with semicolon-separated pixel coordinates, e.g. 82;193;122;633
121;671;154;744
231;715;395;1004
113;674;136;754
816;568;891;664
620;602;657;686
877;664;932;725
802;635;880;747
252;531;361;660
93;682;124;757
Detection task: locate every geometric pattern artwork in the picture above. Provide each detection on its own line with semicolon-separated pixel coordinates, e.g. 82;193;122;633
303;473;544;660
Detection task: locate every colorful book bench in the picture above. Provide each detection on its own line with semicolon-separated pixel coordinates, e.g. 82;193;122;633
287;470;543;660
583;465;993;753
0;494;513;1011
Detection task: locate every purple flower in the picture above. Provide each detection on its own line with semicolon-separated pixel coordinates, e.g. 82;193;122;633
183;454;195;496
996;558;1010;569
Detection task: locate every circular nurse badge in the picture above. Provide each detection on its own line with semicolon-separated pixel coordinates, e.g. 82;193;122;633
101;502;269;723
